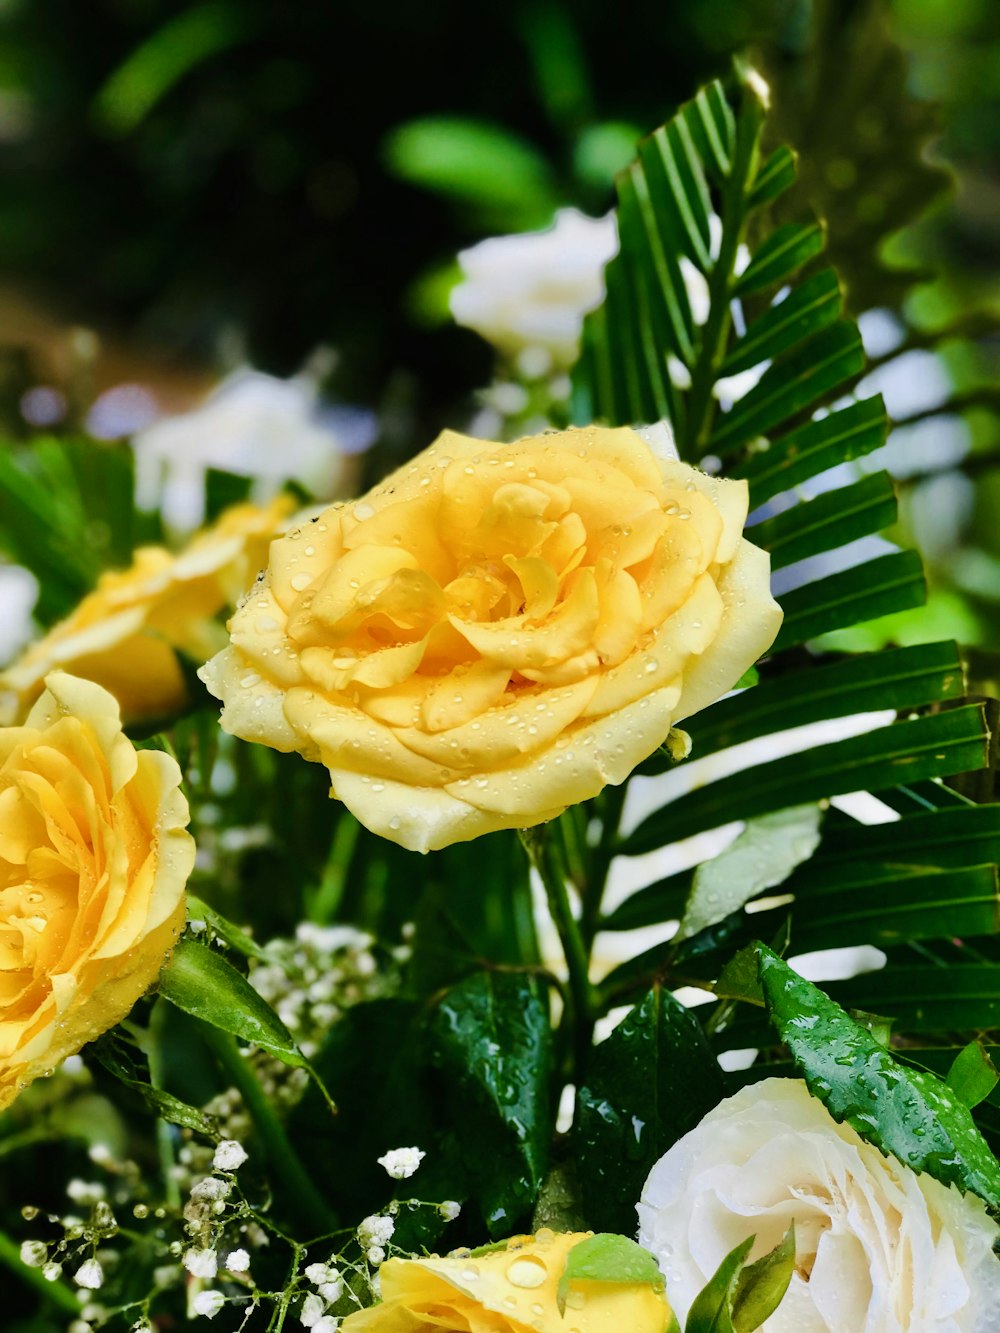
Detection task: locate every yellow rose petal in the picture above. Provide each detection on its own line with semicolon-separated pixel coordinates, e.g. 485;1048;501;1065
200;426;781;851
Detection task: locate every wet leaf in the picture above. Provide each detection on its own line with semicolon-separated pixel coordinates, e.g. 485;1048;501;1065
158;937;307;1068
575;985;724;1234
429;970;553;1235
756;945;1000;1207
947;1042;999;1111
556;1233;665;1315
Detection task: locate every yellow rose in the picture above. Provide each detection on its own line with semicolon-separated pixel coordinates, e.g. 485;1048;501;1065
200;427;781;852
0;496;292;725
0;672;194;1109
341;1230;673;1332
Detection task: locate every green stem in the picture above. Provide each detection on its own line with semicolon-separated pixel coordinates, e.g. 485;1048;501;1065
199;1023;336;1237
520;825;595;1080
580;784;628;950
0;1227;81;1316
681;82;766;460
308;815;360;923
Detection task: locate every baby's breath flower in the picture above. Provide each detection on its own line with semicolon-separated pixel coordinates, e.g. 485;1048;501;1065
319;1280;343;1303
67;1180;106;1206
184;1247;218;1279
73;1258;104;1290
226;1248;251;1272
42;1261;63;1282
193;1289;226;1319
438;1200;462;1221
300;1291;326;1327
312;1319;340;1333
366;1245;386;1266
304;1261;336;1285
376;1146;425;1180
19;1239;47;1267
68;1321;92;1333
357;1214;394;1249
212;1139;248;1171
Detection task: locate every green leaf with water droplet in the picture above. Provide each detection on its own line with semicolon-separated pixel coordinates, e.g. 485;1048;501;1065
556;1232;665;1315
158;936;307;1069
730;1224;795;1332
946;1041;999;1111
677;805;822;942
575;985;725;1234
756;945;1000;1207
429;970;553;1236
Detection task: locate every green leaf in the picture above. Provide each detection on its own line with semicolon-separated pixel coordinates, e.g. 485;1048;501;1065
93;2;254;133
574;986;725;1234
711;321;865;457
749;472;897;571
778;859;1000;952
812;803;1000;869
683;640;964;763
429;970;552;1235
721;269;842;377
556;1233;665;1315
158;937;307;1068
711;963;1000;1053
946;1042;1000;1111
622;707;990;855
185;896;269;962
730;1226;796;1333
737;396;887;507
89;1033;218;1137
735;222;825;298
383;117;558;225
677;805;822;941
746;145;798;210
684;1238;753;1333
756;945;1000;1207
771;550;926;651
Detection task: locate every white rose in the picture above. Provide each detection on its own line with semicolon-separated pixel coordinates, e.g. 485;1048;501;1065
638;1078;1000;1332
132;368;361;533
450;208;618;366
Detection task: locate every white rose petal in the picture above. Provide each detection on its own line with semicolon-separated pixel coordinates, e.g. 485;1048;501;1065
638;1078;1000;1331
376;1146;425;1180
450;209;618;366
131;369;353;533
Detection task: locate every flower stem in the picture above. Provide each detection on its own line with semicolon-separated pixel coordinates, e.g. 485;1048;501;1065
520;824;595;1080
0;1227;81;1315
199;1022;336;1236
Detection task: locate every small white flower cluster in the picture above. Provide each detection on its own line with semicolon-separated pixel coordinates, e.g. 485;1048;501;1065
376;1146;425;1180
249;922;390;1059
18;1164;124;1312
181;1137;260;1319
357;1212;395;1266
301;1257;344;1330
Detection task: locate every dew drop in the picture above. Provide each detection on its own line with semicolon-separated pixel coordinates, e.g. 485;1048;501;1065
290;573;312;591
240;673;261;688
354;503;375;520
507;1256;547;1289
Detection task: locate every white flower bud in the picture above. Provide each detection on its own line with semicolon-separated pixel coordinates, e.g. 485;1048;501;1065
376;1146;425;1180
438;1200;461;1221
300;1291;325;1327
73;1258;104;1290
193;1290;226;1319
19;1240;47;1267
366;1245;385;1266
225;1248;250;1273
212;1139;248;1172
184;1248;218;1279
